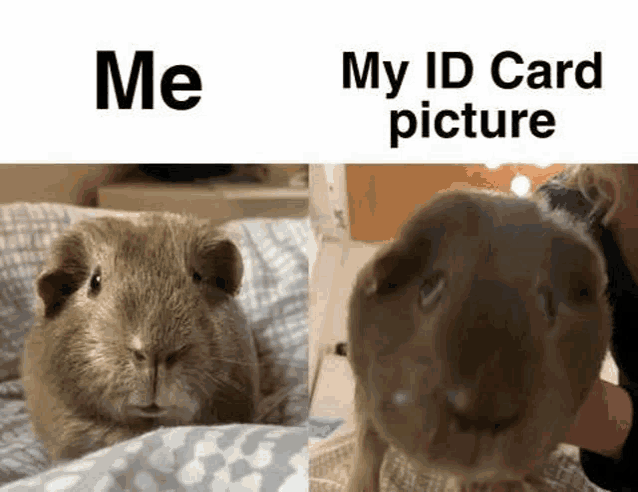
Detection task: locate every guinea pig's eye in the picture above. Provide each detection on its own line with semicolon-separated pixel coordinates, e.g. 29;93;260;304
192;270;203;283
89;268;102;296
419;271;445;311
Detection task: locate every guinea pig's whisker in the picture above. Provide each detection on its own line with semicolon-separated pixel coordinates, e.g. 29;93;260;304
206;356;260;367
195;372;227;392
254;385;296;418
181;371;210;389
211;373;246;394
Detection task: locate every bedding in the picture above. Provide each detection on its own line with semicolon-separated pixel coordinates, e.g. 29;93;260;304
309;431;602;492
0;202;310;491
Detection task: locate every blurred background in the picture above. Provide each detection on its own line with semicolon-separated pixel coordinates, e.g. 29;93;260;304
0;164;309;225
343;163;565;241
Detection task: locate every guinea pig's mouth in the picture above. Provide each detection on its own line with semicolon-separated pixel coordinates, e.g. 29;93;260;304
127;404;170;418
397;421;536;488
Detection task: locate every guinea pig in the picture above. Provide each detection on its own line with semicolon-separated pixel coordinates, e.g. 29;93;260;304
346;190;612;492
21;212;261;463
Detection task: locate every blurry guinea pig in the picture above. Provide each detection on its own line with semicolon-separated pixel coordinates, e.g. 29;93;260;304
22;212;260;463
346;190;612;491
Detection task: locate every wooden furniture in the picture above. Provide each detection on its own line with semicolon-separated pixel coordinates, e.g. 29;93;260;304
98;182;309;223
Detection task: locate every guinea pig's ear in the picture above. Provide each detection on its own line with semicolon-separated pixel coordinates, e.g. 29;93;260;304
366;195;485;296
367;236;440;297
37;231;91;318
191;227;244;296
548;236;604;312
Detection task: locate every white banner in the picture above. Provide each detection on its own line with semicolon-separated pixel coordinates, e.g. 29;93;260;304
0;1;634;163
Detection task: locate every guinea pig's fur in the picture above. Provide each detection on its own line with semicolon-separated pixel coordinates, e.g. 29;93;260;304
22;212;262;463
346;190;612;491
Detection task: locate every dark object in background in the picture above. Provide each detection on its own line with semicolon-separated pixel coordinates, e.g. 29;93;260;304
138;165;234;182
335;342;348;357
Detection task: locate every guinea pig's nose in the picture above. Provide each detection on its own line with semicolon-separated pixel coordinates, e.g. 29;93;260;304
446;388;471;413
444;278;534;417
443;386;521;435
136;403;167;416
140;403;162;413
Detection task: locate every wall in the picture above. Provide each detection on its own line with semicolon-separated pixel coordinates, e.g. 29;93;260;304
0;164;134;206
346;164;566;241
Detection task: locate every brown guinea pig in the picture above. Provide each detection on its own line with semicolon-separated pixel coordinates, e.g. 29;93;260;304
346;190;612;492
21;212;260;463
